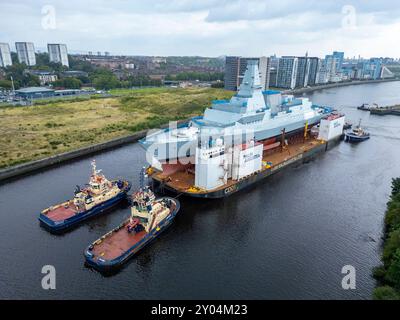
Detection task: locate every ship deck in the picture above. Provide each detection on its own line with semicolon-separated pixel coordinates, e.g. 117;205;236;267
44;202;78;221
150;138;324;194
91;223;147;261
90;200;178;261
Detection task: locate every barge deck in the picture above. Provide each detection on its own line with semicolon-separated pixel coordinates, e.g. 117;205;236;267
149;137;333;198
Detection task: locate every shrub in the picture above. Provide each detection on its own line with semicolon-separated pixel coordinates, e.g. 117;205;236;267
386;249;400;288
373;265;386;281
383;229;400;265
373;286;399;300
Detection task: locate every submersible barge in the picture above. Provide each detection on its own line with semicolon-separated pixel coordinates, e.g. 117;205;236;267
148;132;341;199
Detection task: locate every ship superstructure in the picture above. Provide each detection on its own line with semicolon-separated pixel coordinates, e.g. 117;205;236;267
129;182;171;234
72;160;124;212
140;60;332;165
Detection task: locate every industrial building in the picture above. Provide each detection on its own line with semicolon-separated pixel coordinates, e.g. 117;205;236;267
48;43;69;67
0;43;12;67
15;42;36;66
15;87;55;99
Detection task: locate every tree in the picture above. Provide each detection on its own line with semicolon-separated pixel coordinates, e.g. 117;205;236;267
35;52;50;66
92;74;120;90
0;80;12;89
386;249;400;288
383;229;400;265
25;74;40;87
69;56;95;73
53;78;82;89
392;178;400;197
373;286;399;300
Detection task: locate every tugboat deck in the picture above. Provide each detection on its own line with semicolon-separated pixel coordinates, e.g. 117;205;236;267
91;223;147;261
45;202;78;221
150;138;323;194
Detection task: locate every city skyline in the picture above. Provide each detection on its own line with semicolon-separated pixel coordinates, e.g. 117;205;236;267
1;1;400;58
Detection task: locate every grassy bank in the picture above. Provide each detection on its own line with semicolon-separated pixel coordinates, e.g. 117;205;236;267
373;178;400;300
0;87;233;169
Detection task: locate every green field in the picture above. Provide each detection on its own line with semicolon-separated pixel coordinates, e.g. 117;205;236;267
0;87;233;169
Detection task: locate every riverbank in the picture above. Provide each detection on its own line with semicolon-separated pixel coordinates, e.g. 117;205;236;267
0;130;147;182
0;87;233;170
285;78;400;95
373;178;400;300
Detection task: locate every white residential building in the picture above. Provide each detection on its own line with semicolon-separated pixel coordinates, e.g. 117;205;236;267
0;43;12;67
15;42;36;66
48;43;69;67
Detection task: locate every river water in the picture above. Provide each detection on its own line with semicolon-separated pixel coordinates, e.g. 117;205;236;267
1;81;400;299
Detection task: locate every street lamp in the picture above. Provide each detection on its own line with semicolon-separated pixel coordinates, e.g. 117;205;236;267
10;75;15;95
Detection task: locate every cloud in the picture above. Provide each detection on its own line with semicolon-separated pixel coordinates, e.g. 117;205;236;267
0;0;399;57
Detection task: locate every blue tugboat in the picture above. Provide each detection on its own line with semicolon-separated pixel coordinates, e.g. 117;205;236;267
84;169;180;272
345;119;370;142
39;160;131;233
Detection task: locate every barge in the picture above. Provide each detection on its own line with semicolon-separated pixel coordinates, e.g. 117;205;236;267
39;160;131;233
148;132;341;199
148;114;345;199
84;180;180;272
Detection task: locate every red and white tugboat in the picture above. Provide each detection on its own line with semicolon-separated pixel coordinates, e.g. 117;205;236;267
39;160;131;233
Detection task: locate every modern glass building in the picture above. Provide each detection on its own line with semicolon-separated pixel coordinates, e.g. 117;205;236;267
224;56;270;91
276;56;298;89
224;56;241;91
362;58;383;80
307;57;320;86
295;57;310;88
332;51;344;70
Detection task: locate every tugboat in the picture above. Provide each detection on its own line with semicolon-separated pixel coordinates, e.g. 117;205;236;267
343;121;352;130
345;119;370;142
39;160;131;233
84;169;180;272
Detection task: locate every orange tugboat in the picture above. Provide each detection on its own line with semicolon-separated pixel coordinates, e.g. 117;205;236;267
39;160;131;233
84;169;180;272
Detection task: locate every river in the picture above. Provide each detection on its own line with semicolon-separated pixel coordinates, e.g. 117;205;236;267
1;81;400;299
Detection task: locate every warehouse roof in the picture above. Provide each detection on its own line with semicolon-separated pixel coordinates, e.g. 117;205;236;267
15;87;55;93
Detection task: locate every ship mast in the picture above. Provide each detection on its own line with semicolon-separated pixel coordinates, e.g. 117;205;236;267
139;167;149;191
91;160;97;176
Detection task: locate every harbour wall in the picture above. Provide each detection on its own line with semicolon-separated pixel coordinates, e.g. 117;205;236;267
285;78;400;95
0;130;147;182
0;118;194;182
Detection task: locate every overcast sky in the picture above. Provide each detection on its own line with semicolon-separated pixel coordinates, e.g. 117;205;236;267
1;0;399;58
